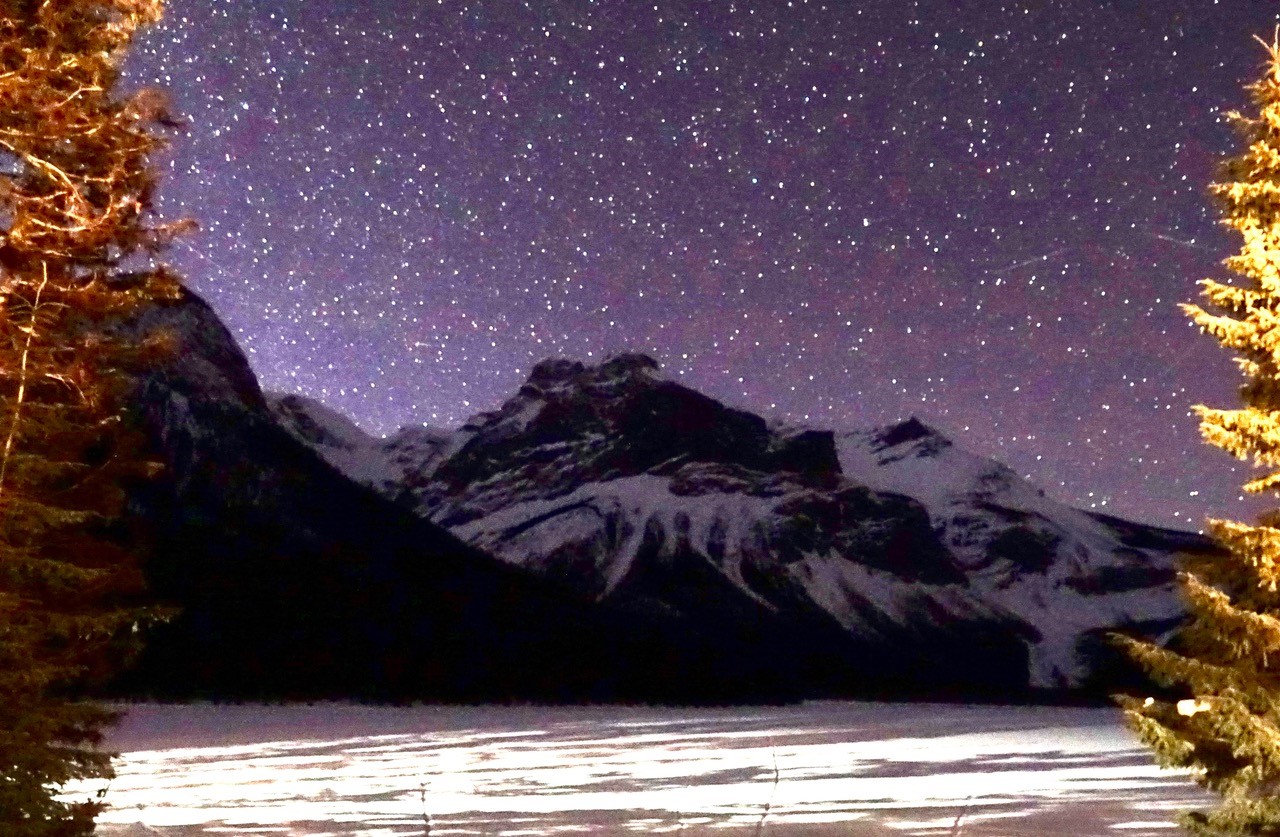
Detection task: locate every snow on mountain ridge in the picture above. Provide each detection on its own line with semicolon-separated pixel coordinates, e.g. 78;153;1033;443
269;392;464;491
267;393;401;488
829;417;1188;687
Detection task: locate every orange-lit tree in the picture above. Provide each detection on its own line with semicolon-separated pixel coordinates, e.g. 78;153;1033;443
0;1;187;833
1118;32;1280;836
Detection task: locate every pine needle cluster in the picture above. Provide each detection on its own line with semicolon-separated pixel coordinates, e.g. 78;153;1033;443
1117;32;1280;836
0;1;184;833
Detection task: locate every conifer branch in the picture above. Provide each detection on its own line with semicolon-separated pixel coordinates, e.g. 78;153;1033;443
0;261;48;504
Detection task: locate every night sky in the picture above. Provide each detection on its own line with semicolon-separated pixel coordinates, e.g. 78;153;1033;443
126;1;1280;530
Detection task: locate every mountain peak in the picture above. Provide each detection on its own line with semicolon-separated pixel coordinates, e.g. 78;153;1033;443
269;393;373;451
521;352;661;396
599;352;661;379
525;357;587;386
874;417;945;451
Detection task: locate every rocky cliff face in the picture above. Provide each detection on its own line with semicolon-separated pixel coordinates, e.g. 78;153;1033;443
275;353;1211;698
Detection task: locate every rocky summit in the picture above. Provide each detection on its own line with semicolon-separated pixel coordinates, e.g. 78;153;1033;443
275;352;1215;700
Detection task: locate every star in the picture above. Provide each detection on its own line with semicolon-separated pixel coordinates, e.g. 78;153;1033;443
128;1;1280;528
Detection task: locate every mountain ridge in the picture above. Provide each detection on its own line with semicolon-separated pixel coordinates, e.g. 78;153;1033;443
272;351;1210;697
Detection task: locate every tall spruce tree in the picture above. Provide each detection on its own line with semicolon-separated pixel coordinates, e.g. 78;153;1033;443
1117;32;1280;836
0;0;186;833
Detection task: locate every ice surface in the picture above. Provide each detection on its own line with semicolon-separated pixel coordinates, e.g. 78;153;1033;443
75;701;1211;837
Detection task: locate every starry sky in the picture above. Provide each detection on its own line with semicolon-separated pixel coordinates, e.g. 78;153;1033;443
125;0;1280;530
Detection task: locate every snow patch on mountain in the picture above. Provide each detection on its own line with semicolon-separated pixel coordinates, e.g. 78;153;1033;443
269;392;466;492
268;393;399;488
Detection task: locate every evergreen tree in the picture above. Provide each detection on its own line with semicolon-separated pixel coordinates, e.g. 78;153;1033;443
1117;32;1280;836
0;1;186;833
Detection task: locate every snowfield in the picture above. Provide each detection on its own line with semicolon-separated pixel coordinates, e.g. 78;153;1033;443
76;701;1210;836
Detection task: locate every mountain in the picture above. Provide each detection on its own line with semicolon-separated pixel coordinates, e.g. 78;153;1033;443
112;293;819;704
274;353;1214;699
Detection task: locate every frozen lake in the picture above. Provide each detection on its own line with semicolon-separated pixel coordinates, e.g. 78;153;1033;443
77;701;1212;836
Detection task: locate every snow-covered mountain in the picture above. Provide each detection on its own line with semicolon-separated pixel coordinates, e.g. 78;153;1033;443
275;353;1211;696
